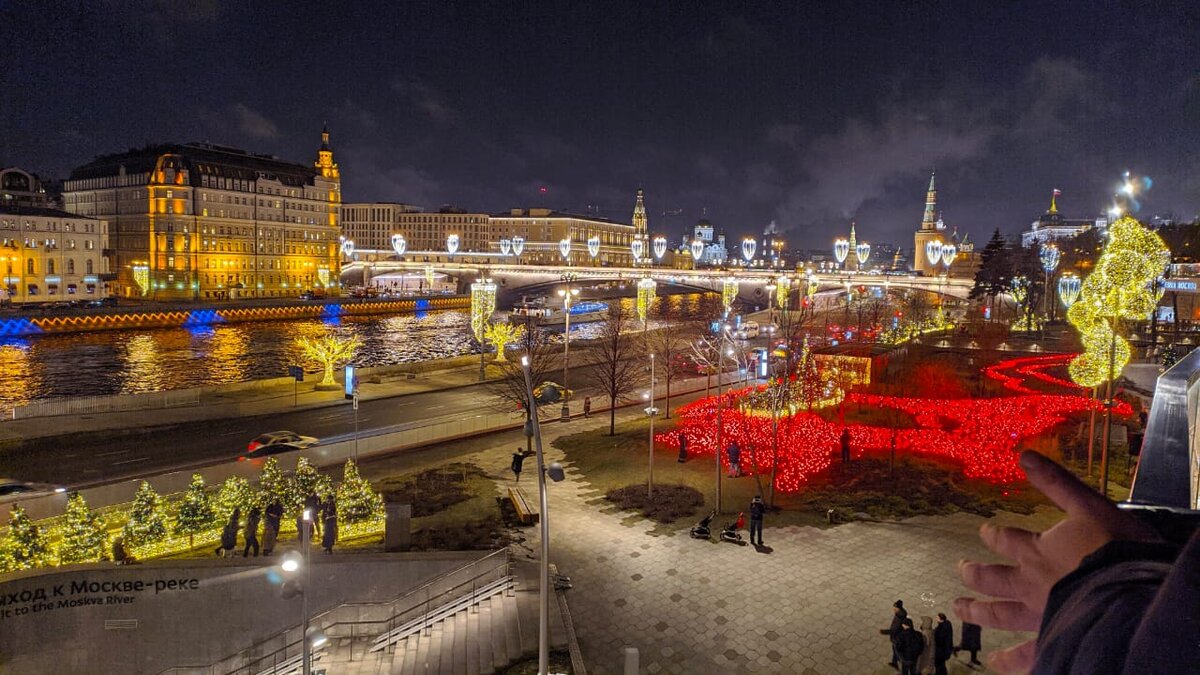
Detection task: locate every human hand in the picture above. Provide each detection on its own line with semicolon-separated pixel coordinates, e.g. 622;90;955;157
953;451;1160;674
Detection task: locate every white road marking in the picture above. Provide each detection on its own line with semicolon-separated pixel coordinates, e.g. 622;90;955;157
97;450;130;457
113;457;150;465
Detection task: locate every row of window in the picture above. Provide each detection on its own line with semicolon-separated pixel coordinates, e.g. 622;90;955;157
7;258;95;275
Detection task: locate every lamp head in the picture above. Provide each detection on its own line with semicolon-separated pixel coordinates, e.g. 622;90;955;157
547;462;566;482
281;552;302;573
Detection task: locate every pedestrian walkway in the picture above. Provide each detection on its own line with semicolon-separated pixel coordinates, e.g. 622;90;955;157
459;401;1053;674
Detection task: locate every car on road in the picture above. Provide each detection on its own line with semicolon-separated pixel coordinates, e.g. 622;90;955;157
0;477;66;502
733;321;760;340
243;431;318;459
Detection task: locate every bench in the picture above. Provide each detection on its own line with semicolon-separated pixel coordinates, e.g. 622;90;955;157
508;486;539;524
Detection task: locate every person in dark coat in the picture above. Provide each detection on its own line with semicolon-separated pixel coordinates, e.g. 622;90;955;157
215;507;240;557
677;432;688;463
321;495;338;554
882;599;908;668
511;449;534;482
726;441;741;477
895;618;925;675
955;622;982;666
840;428;852;464
301;493;321;539
583;396;592;418
242;506;261;557
262;500;283;556
954;451;1200;674
933;613;953;675
748;495;766;547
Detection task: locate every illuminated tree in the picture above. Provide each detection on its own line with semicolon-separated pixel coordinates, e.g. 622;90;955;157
1;506;50;571
257;458;292;513
58;492;109;564
296;333;362;387
649;298;702;418
336;459;384;524
215;476;254;520
122;481;168;548
1068;216;1170;387
174;474;216;548
291;457;333;511
483;321;525;362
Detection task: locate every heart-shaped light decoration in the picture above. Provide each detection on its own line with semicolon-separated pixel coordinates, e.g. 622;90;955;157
512;236;525;256
587;235;601;258
855;242;870;266
446;234;460;255
391;234;407;257
925;240;943;266
742;238;756;262
559;238;572;259
690;239;705;261
631;238;644;261
652;236;667;260
340;239;355;258
940;243;957;268
833;239;849;264
499;239;512;256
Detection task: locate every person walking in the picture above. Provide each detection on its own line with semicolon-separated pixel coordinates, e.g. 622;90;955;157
583;396;592;418
263;500;283;556
749;495;766;547
916;616;935;674
215;507;240;557
954;622;982;666
727;440;742;477
933;613;953;675
321;495;338;554
896;617;926;675
882;600;908;669
677;432;688;463
840;428;852;464
511;449;534;482
242;506;261;558
299;493;321;540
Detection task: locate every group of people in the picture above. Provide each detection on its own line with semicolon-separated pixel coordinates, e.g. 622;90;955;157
884;600;981;674
215;493;339;558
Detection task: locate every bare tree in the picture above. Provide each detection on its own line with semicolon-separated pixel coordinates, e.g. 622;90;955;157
485;318;557;452
585;303;645;435
648;297;701;418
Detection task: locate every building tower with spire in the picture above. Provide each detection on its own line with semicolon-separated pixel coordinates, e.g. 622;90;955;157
631;188;648;263
913;171;943;274
848;222;859;271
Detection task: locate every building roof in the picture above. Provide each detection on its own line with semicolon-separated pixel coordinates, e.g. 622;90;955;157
0;204;97;220
69;142;319;188
492;208;628;225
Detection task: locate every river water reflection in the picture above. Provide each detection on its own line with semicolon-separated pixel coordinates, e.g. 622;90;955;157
0;293;713;413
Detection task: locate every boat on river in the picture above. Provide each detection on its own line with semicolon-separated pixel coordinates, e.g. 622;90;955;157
506;298;609;327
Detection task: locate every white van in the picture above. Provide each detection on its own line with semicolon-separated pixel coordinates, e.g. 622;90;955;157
734;321;759;340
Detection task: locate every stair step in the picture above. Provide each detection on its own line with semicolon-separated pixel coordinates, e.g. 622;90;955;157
514;589;539;657
488;595;509;671
400;635;419;675
449;609;467;675
414;629;432;675
501;594;522;666
475;598;495;675
465;606;481;675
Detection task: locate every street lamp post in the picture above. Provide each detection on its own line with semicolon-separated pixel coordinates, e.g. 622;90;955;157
645;353;657;498
520;356;554;675
715;320;726;513
558;281;579;421
765;283;776;325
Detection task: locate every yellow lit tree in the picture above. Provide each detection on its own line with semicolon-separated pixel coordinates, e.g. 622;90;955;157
1068;216;1170;387
297;333;362;387
484;321;525;362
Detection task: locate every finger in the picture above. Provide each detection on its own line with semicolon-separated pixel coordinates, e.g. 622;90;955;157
987;639;1038;675
953;597;1041;632
979;523;1038;563
1020;451;1113;516
959;560;1023;600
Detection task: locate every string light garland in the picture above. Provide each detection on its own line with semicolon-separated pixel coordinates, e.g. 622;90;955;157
470;279;497;343
637;277;657;325
722;277;739;312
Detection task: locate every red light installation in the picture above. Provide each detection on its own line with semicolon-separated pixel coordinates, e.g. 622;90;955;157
659;354;1127;491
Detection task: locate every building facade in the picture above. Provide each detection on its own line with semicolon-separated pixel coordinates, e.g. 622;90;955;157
62;129;342;300
912;172;944;275
340;203;495;262
1021;190;1103;248
0;205;109;304
1;168;53;209
488;208;636;266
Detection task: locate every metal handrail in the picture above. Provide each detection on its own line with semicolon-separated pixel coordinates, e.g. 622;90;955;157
204;548;511;675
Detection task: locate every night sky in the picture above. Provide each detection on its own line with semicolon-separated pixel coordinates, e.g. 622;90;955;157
4;1;1199;249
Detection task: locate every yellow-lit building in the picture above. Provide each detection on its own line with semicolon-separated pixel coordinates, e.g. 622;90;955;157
0;205;109;304
488;208;635;266
340;203;492;262
62;128;342;300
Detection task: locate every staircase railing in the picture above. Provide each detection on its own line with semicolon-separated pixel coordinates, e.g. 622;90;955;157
161;548;511;675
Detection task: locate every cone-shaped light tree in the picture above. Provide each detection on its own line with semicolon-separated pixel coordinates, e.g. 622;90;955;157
297;333;362;387
174;474;216;548
291;457;333;511
257;458;292;514
2;505;51;571
122;481;168;548
215;476;254;520
58;493;109;564
336;459;384;523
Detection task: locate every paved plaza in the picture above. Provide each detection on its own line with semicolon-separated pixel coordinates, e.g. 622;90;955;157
466;406;1060;674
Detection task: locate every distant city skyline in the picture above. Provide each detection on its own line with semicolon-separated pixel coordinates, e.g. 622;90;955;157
4;2;1199;248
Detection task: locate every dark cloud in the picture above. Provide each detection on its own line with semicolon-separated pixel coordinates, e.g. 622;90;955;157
231;104;279;140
